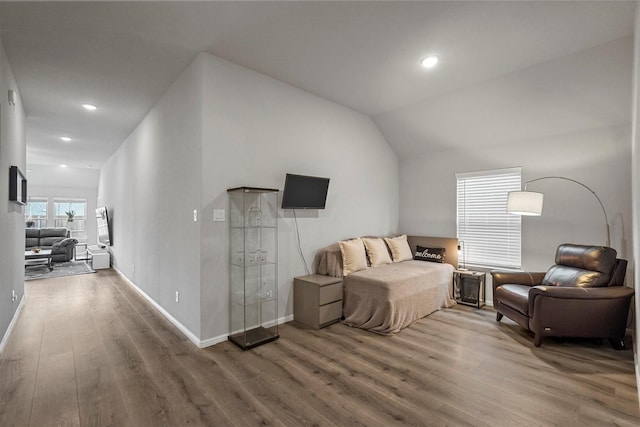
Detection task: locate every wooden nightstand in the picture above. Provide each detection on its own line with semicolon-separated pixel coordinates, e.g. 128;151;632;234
294;274;343;329
453;270;486;308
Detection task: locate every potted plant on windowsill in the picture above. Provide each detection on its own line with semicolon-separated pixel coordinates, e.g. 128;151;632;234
65;210;75;222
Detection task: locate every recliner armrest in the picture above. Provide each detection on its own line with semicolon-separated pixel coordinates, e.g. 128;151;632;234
491;271;546;294
51;238;78;258
52;237;78;250
529;285;635;301
527;285;635;329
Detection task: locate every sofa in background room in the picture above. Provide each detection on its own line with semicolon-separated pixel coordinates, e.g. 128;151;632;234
25;227;77;262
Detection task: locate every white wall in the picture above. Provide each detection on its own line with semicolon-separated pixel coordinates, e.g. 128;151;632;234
26;165;100;191
98;55;204;337
631;0;640;404
0;41;27;349
395;37;633;305
98;52;399;343
198;53;399;341
401;124;631;304
376;36;632;158
28;185;98;245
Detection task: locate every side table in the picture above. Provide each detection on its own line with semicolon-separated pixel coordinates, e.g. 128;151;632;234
88;245;110;269
75;243;89;261
294;274;343;329
453;270;486;308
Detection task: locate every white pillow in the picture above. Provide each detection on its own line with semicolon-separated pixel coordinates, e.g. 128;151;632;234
362;237;392;267
339;238;368;276
384;235;413;262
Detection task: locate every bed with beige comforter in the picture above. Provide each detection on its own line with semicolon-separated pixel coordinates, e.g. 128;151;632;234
342;260;455;335
314;236;458;335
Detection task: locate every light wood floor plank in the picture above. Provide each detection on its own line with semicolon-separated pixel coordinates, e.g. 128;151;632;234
28;277;81;427
100;275;229;426
83;276;182;426
107;272;279;426
67;276;132;426
0;332;40;426
0;270;637;426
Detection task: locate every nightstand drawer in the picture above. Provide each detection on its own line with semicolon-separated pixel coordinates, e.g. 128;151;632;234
319;301;342;325
319;282;342;305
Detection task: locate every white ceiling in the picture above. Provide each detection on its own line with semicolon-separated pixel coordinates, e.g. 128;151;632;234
0;1;635;184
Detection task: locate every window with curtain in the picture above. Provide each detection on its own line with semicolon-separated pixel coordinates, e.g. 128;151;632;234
25;197;48;228
54;198;87;242
456;167;521;269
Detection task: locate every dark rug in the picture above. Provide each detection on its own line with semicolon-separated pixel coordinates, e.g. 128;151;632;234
25;260;96;281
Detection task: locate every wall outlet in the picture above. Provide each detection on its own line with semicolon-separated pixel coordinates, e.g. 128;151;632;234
193;209;198;222
175;291;180;303
11;289;17;302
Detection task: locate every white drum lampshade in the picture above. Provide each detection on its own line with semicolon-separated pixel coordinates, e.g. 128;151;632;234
507;191;544;216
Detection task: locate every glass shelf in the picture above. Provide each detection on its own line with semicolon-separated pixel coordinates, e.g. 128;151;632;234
232;295;277;307
231;225;277;230
231;261;276;268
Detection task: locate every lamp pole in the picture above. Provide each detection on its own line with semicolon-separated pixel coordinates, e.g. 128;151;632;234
523;176;610;247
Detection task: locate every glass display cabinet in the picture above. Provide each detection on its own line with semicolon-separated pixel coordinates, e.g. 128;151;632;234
227;187;279;350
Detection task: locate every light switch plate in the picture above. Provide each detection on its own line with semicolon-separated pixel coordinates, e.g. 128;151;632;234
193;209;198;222
213;209;225;222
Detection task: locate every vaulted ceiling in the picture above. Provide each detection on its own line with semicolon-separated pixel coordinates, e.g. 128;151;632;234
0;1;634;186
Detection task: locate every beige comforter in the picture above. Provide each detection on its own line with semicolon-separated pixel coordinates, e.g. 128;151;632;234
342;260;456;335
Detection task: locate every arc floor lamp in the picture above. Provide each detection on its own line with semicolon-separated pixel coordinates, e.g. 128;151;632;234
507;176;610;247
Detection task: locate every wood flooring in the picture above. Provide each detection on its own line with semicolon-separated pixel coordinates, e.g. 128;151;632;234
0;269;638;426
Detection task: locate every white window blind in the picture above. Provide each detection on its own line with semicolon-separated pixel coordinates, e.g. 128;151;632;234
54;198;87;242
26;197;48;228
456;168;521;269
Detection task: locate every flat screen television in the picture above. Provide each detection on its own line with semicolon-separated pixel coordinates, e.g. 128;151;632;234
281;173;330;209
9;165;27;205
96;206;112;247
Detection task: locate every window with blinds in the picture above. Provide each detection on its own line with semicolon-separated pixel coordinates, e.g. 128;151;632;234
54;198;87;242
456;167;521;269
26;197;48;228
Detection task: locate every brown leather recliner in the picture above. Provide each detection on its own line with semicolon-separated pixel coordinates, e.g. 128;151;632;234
491;244;634;349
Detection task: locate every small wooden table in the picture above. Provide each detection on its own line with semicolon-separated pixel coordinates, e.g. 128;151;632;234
25;249;53;271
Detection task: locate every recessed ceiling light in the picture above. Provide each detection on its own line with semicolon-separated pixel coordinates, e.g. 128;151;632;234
82;104;97;111
60;136;72;142
421;56;439;68
60;164;68;168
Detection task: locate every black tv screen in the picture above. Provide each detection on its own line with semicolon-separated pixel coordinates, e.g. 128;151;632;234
96;206;112;247
281;173;330;209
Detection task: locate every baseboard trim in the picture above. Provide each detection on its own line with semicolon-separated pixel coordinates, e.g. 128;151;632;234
282;314;295;323
199;315;294;348
113;268;294;349
198;333;229;348
633;330;640;415
0;294;26;355
113;267;203;348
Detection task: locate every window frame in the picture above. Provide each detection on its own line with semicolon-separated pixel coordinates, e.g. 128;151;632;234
25;197;48;228
54;198;88;242
456;167;522;270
